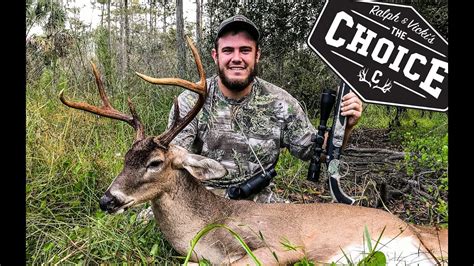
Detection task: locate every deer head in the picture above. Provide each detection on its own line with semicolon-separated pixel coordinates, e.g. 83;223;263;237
60;37;227;214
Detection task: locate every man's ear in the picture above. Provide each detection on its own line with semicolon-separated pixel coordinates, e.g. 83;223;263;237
211;48;218;64
180;154;227;181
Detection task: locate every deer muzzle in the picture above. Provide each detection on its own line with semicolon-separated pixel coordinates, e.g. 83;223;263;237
99;190;134;214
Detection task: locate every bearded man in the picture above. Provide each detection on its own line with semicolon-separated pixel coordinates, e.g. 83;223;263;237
165;15;363;203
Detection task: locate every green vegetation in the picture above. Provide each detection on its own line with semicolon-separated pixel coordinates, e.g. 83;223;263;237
184;224;262;265
392;110;448;225
27;67;181;264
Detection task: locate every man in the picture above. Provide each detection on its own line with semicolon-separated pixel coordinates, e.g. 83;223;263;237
163;14;363;204
139;14;362;220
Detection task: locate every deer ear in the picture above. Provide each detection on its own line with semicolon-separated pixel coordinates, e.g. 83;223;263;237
180;154;228;180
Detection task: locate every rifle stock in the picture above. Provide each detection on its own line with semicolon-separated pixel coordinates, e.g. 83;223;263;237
326;82;355;204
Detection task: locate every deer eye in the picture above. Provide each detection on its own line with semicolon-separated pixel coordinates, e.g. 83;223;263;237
146;160;162;169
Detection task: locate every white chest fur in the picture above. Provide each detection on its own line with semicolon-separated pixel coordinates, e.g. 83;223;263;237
329;236;436;265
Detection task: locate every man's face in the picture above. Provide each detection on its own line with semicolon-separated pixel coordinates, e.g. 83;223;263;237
212;31;260;92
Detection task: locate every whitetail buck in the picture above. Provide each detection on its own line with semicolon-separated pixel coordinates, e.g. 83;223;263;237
60;37;447;265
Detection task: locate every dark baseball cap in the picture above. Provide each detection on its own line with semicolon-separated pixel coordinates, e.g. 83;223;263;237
216;15;260;42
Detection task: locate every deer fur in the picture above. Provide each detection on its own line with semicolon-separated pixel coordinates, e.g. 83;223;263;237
101;139;448;265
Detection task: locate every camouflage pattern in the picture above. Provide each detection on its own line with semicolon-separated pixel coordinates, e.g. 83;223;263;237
208;184;289;203
168;75;317;190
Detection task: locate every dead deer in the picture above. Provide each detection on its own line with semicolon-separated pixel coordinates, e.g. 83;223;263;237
60;37;447;265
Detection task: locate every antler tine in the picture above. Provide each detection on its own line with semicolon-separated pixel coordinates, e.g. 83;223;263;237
135;36;206;94
126;97;145;141
59;61;145;141
135;36;207;147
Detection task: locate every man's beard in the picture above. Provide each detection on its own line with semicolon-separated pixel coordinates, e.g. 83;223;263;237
218;63;258;92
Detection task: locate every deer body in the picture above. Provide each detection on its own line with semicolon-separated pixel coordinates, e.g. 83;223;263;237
60;37;447;265
142;145;446;265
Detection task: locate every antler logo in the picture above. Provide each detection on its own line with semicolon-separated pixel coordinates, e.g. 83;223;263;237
356;67;392;94
373;79;392;93
357;68;372;87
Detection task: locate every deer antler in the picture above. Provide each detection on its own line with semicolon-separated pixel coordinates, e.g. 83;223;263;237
59;61;145;141
135;36;207;148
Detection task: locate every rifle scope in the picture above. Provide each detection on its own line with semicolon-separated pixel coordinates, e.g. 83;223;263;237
227;168;277;200
307;88;336;182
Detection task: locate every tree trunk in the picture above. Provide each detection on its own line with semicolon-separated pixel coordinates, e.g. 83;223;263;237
196;0;202;46
277;55;284;86
207;0;220;43
149;0;155;33
154;0;158;30
120;0;125;77
163;0;168;33
101;3;104;27
176;0;186;77
124;0;130;73
107;0;111;50
107;0;112;86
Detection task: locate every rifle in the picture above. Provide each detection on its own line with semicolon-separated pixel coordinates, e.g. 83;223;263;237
307;81;355;204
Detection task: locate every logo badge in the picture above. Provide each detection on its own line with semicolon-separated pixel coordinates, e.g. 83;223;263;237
308;0;448;112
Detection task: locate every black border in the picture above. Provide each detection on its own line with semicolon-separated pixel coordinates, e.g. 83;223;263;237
12;0;470;264
2;1;26;264
447;0;472;264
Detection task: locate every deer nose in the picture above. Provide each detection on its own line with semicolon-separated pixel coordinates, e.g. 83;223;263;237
99;191;118;212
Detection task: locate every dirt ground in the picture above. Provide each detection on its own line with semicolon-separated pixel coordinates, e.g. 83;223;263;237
276;128;447;227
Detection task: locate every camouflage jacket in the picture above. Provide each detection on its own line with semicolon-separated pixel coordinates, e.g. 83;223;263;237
168;75;317;188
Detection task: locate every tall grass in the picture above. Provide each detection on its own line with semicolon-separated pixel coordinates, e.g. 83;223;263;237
26;64;182;264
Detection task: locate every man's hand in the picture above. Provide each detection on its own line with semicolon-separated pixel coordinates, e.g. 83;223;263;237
340;91;362;129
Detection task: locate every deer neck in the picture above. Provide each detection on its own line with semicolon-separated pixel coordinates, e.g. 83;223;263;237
150;170;233;253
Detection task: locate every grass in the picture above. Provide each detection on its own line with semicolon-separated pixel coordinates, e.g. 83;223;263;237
184;224;262;265
26;67;181;264
356;104;393;129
